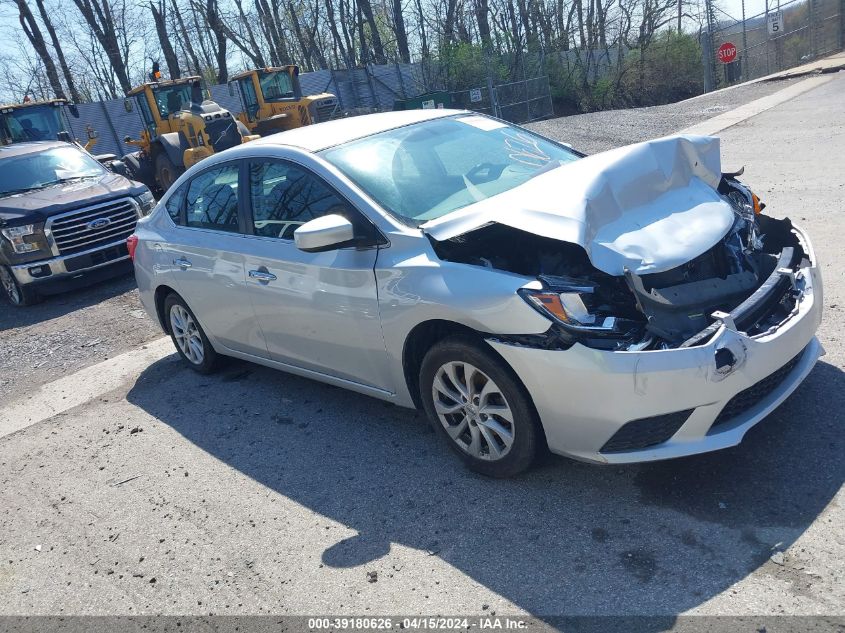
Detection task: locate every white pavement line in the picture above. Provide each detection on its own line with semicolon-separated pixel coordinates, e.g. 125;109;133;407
680;74;836;136
0;336;173;440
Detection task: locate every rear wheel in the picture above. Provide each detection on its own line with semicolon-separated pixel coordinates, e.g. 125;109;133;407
0;265;40;306
154;153;183;192
164;294;220;374
420;337;540;477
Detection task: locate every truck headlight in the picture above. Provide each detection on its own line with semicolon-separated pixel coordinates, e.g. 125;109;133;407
135;191;156;215
1;224;44;254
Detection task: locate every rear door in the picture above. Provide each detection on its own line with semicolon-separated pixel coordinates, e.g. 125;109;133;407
164;161;267;357
240;157;392;391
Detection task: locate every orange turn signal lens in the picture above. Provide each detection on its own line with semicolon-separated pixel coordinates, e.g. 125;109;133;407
751;193;763;214
525;292;574;324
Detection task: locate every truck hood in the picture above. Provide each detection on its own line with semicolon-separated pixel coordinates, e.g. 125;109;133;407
0;173;145;226
421;135;736;276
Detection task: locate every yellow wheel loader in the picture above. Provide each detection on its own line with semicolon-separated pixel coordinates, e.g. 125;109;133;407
229;66;339;136
122;70;258;194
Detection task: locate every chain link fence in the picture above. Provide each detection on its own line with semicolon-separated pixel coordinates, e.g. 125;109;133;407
449;77;554;122
704;0;844;89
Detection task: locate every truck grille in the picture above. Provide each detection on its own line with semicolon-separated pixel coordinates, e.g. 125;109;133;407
47;198;139;256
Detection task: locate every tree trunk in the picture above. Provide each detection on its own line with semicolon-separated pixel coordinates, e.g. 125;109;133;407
170;0;202;74
15;0;66;99
71;0;132;93
357;0;386;64
474;0;492;51
392;0;411;62
33;0;81;102
150;1;181;78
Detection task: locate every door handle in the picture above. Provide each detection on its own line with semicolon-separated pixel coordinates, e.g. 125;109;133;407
249;269;277;283
173;257;192;270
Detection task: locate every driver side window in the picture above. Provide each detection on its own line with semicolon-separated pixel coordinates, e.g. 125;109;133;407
248;160;354;240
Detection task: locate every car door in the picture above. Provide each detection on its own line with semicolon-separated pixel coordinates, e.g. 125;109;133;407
241;157;392;391
164;160;267;357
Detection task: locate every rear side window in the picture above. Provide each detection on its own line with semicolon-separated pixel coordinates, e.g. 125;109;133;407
164;186;184;225
248;160;352;239
185;163;241;233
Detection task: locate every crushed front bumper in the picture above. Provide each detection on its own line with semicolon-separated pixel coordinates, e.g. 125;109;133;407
488;226;824;464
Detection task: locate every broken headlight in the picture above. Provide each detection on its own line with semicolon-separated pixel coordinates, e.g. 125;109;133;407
518;275;648;349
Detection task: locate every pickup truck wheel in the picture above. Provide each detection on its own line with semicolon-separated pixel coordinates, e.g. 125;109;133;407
0;265;40;306
164;294;220;374
155;153;182;192
420;337;540;477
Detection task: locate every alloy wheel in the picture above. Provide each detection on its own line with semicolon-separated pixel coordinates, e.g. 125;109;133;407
170;304;205;365
431;361;515;461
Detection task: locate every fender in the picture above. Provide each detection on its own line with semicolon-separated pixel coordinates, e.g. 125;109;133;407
155;132;189;168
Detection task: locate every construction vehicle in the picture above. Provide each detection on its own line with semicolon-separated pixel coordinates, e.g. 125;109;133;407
0;99;97;150
122;66;258;193
229;66;339;136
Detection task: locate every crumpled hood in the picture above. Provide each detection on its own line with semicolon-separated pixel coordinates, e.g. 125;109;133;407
0;173;145;225
421;135;736;276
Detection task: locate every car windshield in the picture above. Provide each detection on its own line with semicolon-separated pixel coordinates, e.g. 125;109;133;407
320;115;580;223
259;71;295;101
0;146;105;197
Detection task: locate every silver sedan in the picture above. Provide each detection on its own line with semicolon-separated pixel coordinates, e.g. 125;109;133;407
130;109;822;477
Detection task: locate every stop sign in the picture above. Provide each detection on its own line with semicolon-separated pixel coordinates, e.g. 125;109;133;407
717;42;738;64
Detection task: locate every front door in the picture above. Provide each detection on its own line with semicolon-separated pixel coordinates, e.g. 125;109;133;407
241;158;392;392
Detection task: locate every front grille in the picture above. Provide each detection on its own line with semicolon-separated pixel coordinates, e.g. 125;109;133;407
47;198;138;256
312;98;339;123
710;347;806;430
600;410;694;453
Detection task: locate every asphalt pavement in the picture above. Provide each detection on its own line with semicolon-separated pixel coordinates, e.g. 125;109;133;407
0;73;843;624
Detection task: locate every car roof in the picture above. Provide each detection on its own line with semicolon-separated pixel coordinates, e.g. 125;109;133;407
0;140;74;158
251;108;467;152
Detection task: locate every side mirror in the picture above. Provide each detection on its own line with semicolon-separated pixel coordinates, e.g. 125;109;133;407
294;214;355;253
123;135;133;144
108;160;128;176
124;98;134;113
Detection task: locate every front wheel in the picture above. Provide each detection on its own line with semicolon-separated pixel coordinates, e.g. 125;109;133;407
0;265;40;306
419;337;540;477
164;294;220;374
154;153;183;192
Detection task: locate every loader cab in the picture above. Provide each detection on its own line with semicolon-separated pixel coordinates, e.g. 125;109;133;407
234;67;303;119
0;101;73;145
127;78;199;139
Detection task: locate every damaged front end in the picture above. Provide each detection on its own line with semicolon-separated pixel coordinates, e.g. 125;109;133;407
429;176;809;352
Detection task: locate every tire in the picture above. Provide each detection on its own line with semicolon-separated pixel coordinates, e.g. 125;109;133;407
0;265;40;306
154;152;183;193
419;337;540;477
164;293;220;374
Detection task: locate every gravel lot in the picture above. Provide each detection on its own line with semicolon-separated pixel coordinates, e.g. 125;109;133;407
0;76;812;403
527;76;806;153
